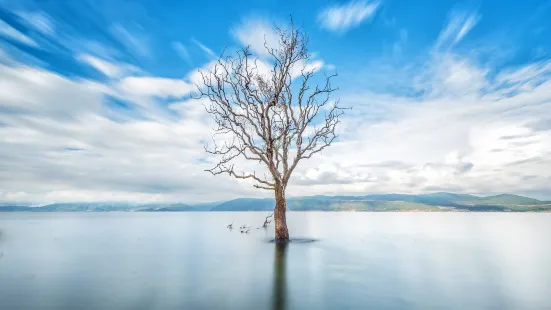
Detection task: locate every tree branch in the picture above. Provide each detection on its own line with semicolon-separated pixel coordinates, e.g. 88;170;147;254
194;17;345;191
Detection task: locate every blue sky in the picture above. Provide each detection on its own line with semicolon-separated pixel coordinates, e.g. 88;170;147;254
1;0;551;204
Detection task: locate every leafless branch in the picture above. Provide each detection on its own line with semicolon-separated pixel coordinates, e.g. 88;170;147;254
194;17;344;191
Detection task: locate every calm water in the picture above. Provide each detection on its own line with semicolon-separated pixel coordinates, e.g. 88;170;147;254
0;212;550;310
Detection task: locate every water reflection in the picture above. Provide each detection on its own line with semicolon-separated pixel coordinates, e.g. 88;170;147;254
271;242;288;310
0;229;3;262
0;213;550;309
0;229;4;259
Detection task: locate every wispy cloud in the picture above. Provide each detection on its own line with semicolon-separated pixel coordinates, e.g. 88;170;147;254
284;15;551;198
413;54;489;97
77;54;139;78
110;24;149;57
230;17;325;75
117;76;195;99
435;9;480;50
16;11;55;35
172;41;193;65
495;60;551;90
0;19;38;47
318;1;380;33
0;58;250;204
191;38;216;58
231;17;279;57
392;29;408;58
1;2;551;203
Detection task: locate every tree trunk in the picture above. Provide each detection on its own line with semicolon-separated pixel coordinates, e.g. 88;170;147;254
274;185;289;241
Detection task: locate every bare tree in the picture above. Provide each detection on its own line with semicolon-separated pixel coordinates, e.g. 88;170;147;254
194;19;344;241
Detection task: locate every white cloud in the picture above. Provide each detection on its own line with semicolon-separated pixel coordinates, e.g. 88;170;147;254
0;46;7;60
231;17;280;57
172;41;193;65
495;60;551;91
392;29;408;58
191;38;216;58
435;10;480;50
117;76;196;99
182;36;551;200
0;60;260;204
1;11;551;204
77;54;139;78
16;11;55;35
290;59;324;78
318;1;380;33
283;53;551;199
2;51;551;203
0;19;38;47
230;17;325;77
186;60;213;86
110;24;149;57
414;54;489;97
0;63;103;116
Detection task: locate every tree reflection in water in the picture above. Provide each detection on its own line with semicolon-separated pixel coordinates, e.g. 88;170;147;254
271;241;288;310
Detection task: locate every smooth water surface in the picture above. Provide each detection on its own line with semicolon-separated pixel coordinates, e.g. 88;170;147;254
0;212;550;310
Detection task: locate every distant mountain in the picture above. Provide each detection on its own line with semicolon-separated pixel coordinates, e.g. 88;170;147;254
139;203;195;212
212;198;275;211
1;193;550;212
0;205;33;212
0;202;196;212
190;201;224;211
208;193;551;212
476;194;543;205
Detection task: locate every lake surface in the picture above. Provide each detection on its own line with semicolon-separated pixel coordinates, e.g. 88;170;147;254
0;212;550;310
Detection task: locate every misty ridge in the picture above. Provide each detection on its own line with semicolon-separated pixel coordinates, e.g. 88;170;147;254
2;192;550;213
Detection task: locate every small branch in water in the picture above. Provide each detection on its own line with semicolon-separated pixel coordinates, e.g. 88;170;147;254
263;213;273;228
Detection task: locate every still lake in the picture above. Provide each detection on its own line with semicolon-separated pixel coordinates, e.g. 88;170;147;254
0;212;550;310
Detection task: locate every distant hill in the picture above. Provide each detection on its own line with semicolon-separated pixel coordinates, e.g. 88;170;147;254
209;193;551;212
212;198;275;211
138;203;196;212
1;193;550;212
476;194;543;205
0;202;197;212
190;201;224;211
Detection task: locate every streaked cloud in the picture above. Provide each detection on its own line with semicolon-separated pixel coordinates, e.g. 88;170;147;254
110;24;150;57
0;1;551;203
191;38;216;58
117;76;195;99
435;9;480;50
318;1;380;33
231;17;325;75
172;41;193;65
77;54;139;78
16;11;55;35
231;17;280;57
0;19;38;47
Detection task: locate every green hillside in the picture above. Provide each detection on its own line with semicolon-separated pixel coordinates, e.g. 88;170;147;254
476;194;543;205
